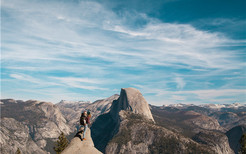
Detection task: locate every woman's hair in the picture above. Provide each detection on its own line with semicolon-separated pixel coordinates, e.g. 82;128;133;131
81;110;87;114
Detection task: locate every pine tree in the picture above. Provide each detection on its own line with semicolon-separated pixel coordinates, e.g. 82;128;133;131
53;132;69;154
15;148;21;154
239;133;246;154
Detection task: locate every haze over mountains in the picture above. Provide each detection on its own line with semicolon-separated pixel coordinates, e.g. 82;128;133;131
1;88;245;154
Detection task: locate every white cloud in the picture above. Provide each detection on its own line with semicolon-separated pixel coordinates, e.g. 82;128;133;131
2;0;244;71
1;0;245;103
175;77;186;90
10;74;42;84
50;77;108;90
135;84;245;105
50;77;101;84
8;74;107;91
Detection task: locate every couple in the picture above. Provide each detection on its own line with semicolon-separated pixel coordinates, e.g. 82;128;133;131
77;110;91;141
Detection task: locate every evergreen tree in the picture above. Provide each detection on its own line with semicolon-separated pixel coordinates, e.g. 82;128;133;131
15;148;21;154
239;133;246;154
53;132;69;154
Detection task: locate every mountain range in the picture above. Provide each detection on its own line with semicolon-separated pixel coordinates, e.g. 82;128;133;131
1;88;245;154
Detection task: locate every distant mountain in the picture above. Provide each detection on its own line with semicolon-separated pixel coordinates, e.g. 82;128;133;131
151;105;233;154
164;103;246;110
1;89;245;154
151;103;246;154
0;95;119;154
151;105;224;135
202;103;246;111
57;94;119;128
159;103;246;131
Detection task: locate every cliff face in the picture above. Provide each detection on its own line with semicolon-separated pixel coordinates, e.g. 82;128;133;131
183;111;224;131
1;89;244;154
91;88;155;153
167;104;246;131
0;97;118;154
61;128;101;154
105;111;214;154
0;99;72;153
0;117;46;154
193;130;234;154
151;105;234;154
92;88;215;154
211;112;246;130
226;125;246;153
110;88;154;122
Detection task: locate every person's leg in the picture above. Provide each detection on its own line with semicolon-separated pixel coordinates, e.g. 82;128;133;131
76;125;81;133
83;124;87;139
74;125;84;141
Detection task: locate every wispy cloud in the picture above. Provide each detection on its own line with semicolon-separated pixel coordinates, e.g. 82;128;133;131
2;0;244;70
50;77;101;84
50;77;108;90
175;77;186;90
1;0;245;104
133;83;245;105
10;74;40;84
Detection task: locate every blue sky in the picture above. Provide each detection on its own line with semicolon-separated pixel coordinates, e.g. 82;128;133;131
1;0;246;105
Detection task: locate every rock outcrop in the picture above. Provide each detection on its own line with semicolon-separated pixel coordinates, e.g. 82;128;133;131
91;88;155;153
151;104;235;154
105;111;214;154
183;111;224;132
0;117;46;154
62;128;101;154
2;91;245;154
226;125;246;154
193;130;234;154
92;88;214;154
110;88;154;122
211;112;246;130
0;99;72;153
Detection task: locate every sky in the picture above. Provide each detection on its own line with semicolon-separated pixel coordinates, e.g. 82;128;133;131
1;0;246;105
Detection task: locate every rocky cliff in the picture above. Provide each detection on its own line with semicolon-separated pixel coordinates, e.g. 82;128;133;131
151;104;235;154
1;89;244;154
226;125;246;153
193;130;234;154
91;88;155;152
183;111;224;132
110;88;154;122
105;111;213;154
0;117;46;154
61;128;101;154
91;88;214;154
168;103;246;131
211;112;246;130
0;99;72;153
